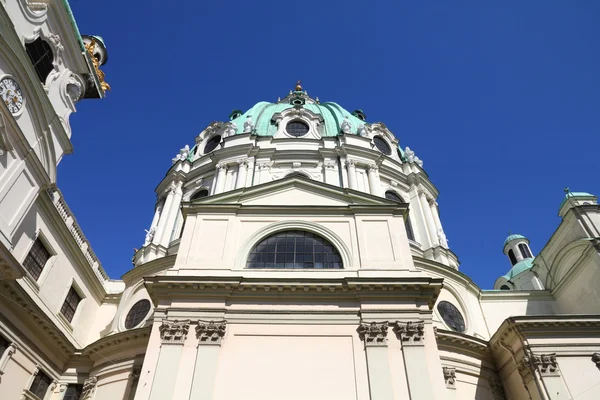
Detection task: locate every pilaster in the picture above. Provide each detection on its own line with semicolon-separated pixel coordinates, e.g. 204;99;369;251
0;342;17;376
148;320;190;400
214;163;228;194
236;160;248;189
357;322;393;400
395;321;435;399
367;164;381;196
189;321;227;399
419;189;439;248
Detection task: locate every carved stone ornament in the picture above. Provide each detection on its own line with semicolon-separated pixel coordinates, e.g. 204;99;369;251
66;73;85;103
404;146;423;167
357;322;388;347
395;321;425;345
81;376;98;399
367;164;378;172
346;159;356;167
172;145;190;164
84;39;110;93
292;161;302;170
489;378;507;400
46;32;64;56
143;227;155;246
222;121;237;137
357;124;368;137
443;367;456;389
243;116;254;133
0;113;13;156
593;353;600;370
159;320;190;344
531;353;560;376
324;161;336;169
0;342;17;375
517;358;533;383
437;228;449;248
196;320;227;345
340;116;352;134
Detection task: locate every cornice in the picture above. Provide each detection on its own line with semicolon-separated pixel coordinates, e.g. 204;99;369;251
81;327;151;361
435;328;490;355
121;254;176;285
413;256;481;297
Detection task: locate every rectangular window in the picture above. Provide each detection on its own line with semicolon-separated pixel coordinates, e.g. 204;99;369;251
23;238;51;281
60;287;82;323
63;384;83;400
29;369;52;399
0;334;9;359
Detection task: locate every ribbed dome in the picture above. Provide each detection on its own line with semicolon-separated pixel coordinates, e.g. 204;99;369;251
230;92;366;137
503;233;527;247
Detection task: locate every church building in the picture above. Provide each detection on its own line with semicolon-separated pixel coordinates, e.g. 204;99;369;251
0;2;599;400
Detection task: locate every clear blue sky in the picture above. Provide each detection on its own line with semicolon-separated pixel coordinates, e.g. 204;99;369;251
62;1;600;288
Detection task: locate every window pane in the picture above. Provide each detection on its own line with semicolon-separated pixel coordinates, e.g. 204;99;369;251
63;384;83;400
60;287;81;323
247;230;343;269
30;370;52;398
437;301;466;333
125;299;152;329
23;238;51;281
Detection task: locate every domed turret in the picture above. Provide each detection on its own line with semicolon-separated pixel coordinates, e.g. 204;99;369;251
495;233;543;290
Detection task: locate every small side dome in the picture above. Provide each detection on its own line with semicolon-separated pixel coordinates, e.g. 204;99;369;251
558;189;598;217
503;234;527;249
503;233;533;267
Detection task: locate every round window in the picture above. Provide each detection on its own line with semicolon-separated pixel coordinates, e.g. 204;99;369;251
373;136;392;155
203;135;221;153
286;121;310;137
124;299;151;329
437;301;465;332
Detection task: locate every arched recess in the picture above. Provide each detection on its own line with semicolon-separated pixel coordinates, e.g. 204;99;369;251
433;282;473;335
116;280;153;332
234;220;353;270
544;239;590;290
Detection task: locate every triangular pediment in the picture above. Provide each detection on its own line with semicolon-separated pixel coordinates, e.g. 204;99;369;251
190;176;401;208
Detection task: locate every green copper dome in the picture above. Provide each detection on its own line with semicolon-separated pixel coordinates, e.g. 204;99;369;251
230;98;365;137
503;234;527;247
502;258;534;280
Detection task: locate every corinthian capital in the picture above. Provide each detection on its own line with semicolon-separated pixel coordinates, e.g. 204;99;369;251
159;320;190;344
395;321;425;345
196;320;227;345
357;322;388;347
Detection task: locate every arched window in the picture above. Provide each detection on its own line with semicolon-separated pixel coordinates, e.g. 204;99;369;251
518;243;532;259
385;191;415;241
247;230;343;269
508;249;518;266
25;38;54;84
191;189;209;201
500;285;511;290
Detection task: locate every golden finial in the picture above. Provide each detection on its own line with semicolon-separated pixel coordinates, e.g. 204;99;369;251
85;39;110;93
295;80;302;91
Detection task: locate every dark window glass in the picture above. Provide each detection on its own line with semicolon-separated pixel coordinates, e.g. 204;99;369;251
191;189;209;201
125;299;151;329
0;335;9;359
508;249;518;266
30;369;52;399
500;285;511;290
437;301;466;332
373;136;391;155
63;384;83;400
518;243;532;259
286;121;310;137
60;287;82;323
203;135;221;153
25;37;54;83
247;230;343;269
23;238;51;281
385;191;415;241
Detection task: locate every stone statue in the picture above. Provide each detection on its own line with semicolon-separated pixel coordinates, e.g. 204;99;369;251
437;228;448;248
223;121;237;137
144;227;156;246
243;116;254;133
357;124;368;137
341;116;351;134
404;147;423;167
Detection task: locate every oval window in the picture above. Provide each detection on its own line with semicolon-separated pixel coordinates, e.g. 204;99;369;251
373;136;391;155
203;135;222;153
125;299;151;329
286;121;310;137
437;301;465;332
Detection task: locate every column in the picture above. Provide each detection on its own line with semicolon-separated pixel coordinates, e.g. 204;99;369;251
418;188;439;248
157;180;183;247
443;367;457;400
358;322;394;400
236;160;248;189
214;163;227;194
189;321;227;399
0;342;17;375
153;188;175;246
395;321;434;399
429;200;448;248
149;320;190;400
346;160;357;190
367;164;381;196
144;200;164;246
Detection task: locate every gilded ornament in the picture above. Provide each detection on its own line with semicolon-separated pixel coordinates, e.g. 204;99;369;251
84;39;110;93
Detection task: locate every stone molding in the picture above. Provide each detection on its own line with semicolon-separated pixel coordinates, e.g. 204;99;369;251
159;320;190;344
395;321;425;346
357;322;388;347
530;353;560;376
196;320;227;345
442;367;456;389
0;342;17;375
593;353;600;370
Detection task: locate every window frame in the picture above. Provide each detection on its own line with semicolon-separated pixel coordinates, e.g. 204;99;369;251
25;37;55;84
58;280;85;328
190;188;209;201
373;135;392;155
285;120;310;137
22;232;56;285
436;300;466;333
508;249;518;266
384;190;415;242
518;243;532;259
203;135;222;154
124;299;152;329
28;368;53;399
63;384;83;400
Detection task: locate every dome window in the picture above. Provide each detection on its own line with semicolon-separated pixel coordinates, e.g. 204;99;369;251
247;230;343;269
373;136;392;155
437;301;466;332
286;121;310;137
203;135;221;153
229;109;243;120
125;299;151;329
352;109;367;121
518;243;532;259
191;189;209;201
500;285;511;290
508;249;518;266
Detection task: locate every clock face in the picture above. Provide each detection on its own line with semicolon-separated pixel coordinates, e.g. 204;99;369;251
0;77;24;115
